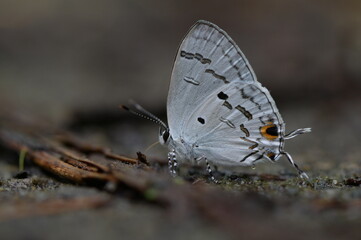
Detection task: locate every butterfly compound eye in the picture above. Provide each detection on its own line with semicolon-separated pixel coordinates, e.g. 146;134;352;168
159;128;170;144
162;131;170;143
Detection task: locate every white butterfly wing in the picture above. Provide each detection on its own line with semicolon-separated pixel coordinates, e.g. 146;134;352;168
168;21;254;137
191;82;285;165
167;20;285;166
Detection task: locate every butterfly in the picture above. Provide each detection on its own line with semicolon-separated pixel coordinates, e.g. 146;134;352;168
123;20;311;181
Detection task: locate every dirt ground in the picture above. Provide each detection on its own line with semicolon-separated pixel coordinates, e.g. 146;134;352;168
1;97;361;240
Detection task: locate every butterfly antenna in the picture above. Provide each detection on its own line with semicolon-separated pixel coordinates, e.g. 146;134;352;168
120;103;168;130
129;100;168;127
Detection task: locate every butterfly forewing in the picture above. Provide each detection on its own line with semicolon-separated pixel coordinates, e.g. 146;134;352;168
168;20;256;139
167;20;285;166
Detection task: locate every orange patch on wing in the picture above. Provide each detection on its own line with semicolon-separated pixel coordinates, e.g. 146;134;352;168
260;123;279;141
266;152;276;160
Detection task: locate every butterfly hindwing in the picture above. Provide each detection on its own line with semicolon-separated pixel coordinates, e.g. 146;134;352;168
192;82;285;165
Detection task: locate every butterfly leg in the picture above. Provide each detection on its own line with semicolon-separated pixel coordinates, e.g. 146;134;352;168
282;152;309;179
195;157;218;183
168;149;177;177
204;158;219;184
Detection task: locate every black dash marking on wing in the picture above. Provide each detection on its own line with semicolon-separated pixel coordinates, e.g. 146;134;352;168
240;151;258;162
232;61;239;71
217;91;228;100
180;50;193;59
219;116;235;128
235;105;253;120
229;60;243;80
259;116;266;125
220;46;245;81
205;69;229;84
240;124;250;137
237;72;244;80
183;76;200;85
252;153;264;163
222;101;233;110
240;137;258;150
194;53;202;60
240;88;261;110
250;97;262;110
180;50;211;65
194;53;212;64
197;117;205;124
240;88;249;99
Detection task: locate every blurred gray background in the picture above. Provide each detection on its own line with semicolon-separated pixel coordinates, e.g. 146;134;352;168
0;0;360;170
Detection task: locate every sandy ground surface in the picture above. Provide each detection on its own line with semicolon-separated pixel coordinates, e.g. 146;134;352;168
0;97;361;240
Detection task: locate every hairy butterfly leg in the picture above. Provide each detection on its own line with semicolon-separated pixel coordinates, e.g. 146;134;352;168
195;156;219;183
168;149;177;177
282;152;309;179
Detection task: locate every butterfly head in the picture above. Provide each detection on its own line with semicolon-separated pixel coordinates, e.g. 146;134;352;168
159;126;170;145
121;102;170;145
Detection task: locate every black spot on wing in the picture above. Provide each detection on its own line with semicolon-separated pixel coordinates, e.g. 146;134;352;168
197;117;205;124
217;91;228;100
266;125;278;136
